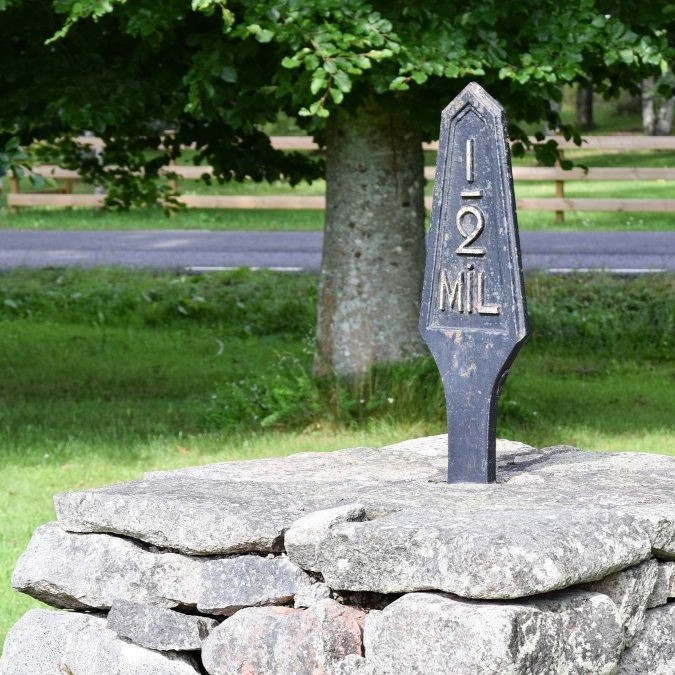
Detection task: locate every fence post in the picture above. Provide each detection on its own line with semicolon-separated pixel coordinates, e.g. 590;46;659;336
8;174;20;214
555;150;565;224
167;159;178;194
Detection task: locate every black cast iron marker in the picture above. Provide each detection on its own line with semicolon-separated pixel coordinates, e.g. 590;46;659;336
420;82;530;483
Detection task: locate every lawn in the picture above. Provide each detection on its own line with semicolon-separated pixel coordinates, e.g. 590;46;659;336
0;267;673;645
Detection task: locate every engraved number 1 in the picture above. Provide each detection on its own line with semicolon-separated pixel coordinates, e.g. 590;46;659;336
455;206;486;256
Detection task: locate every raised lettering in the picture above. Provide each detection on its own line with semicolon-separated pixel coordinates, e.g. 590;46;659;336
455;205;486;256
438;269;463;312
466;266;475;314
466;138;474;183
477;271;501;315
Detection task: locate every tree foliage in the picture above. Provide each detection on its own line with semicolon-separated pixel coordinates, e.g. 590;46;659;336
2;0;674;375
1;0;673;198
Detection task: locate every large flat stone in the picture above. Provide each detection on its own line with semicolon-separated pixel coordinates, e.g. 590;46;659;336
197;555;313;615
201;599;364;675
144;435;464;483
107;600;218;651
307;508;651;598
54;478;311;555
285;504;367;571
618;603;675;674
0;609;199;675
52;436;675;597
647;561;675;608
11;522;202;610
581;559;658;646
363;591;622;675
12;524;316;615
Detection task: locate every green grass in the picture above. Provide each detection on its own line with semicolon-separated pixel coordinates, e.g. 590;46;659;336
0;268;674;646
0;205;324;231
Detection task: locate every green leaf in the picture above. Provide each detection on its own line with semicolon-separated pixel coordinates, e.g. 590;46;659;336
310;73;326;96
353;55;371;70
304;54;319;70
256;29;274;43
390;76;409;91
511;142;525;158
220;66;237;83
619;48;634;65
329;87;344;104
281;56;301;69
333;70;351;92
365;49;393;61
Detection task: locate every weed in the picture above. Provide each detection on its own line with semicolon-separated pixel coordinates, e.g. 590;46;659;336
0;267;317;336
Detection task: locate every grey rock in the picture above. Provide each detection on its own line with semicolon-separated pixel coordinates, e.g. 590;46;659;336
11;522;201;610
197;555;313;615
0;609;199;675
627;504;675;559
201;599;364;675
618;603;675;674
54;477;307;555
285;504;366;571
314;508;651;598
333;654;370;675
295;581;332;608
51;436;675;597
145;435;453;483
582;558;658;645
107;600;218;651
647;561;675;608
363;590;622;675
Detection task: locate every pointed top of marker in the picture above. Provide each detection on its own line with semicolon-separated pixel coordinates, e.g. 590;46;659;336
441;81;504;120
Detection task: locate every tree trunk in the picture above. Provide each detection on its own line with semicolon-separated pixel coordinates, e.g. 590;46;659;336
642;77;675;136
576;82;594;130
316;103;426;377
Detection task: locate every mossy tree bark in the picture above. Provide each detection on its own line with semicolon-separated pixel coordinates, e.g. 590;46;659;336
316;103;427;377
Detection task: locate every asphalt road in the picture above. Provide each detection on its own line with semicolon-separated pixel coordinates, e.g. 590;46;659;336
0;230;673;273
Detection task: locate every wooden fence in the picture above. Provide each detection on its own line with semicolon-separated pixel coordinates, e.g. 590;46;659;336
6;135;675;219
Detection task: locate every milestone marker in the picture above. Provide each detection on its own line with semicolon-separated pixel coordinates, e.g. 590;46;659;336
420;82;529;483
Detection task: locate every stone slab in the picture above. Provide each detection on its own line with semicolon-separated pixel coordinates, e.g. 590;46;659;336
581;559;658;645
647;561;675;608
12;522;201;610
0;609;199;675
52;436;675;598
201;599;364;675
107;600;218;651
197;555;312;615
308;507;651;598
363;590;622;675
618;603;675;674
285;504;367;571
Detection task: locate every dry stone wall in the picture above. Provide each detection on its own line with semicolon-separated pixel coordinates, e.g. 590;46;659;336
4;435;675;674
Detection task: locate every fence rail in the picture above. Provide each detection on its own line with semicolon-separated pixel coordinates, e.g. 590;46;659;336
6;135;675;217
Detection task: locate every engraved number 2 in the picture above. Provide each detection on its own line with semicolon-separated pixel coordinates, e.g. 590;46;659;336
455;206;485;256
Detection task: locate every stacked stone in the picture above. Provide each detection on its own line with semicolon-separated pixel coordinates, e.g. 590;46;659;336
4;436;675;674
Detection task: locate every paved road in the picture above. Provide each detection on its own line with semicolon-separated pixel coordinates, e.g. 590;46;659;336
0;230;673;273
